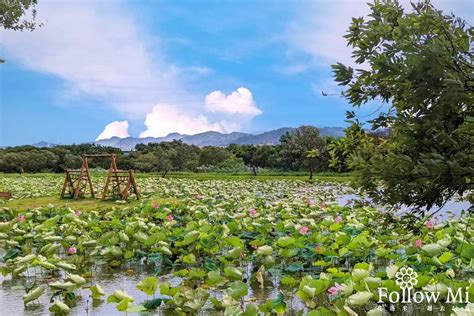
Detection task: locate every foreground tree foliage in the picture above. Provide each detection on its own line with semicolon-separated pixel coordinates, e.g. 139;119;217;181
0;0;39;31
333;0;474;213
0;0;40;63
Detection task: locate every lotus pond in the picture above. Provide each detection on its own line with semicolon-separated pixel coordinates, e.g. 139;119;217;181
0;177;473;315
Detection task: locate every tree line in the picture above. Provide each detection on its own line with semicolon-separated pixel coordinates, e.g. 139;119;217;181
0;126;381;177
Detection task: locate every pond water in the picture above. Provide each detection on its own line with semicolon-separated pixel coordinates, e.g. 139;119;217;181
0;261;458;316
335;193;472;220
0;181;471;315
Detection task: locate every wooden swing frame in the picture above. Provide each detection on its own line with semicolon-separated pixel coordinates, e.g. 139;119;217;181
60;154;140;200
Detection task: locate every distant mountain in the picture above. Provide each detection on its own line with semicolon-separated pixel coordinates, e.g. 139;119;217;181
232;127;295;145
94;126;345;151
32;141;57;148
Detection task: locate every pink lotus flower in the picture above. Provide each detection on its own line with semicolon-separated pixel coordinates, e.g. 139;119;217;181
426;221;434;229
334;215;342;223
196;194;203;200
315;244;321;253
307;198;315;206
17;215;26;222
67;247;77;255
299;226;309;235
328;283;342;296
249;209;257;217
320;201;326;209
167;214;174;222
415;239;422;248
74;210;82;216
153;202;159;209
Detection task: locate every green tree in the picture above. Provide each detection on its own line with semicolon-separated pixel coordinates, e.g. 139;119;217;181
279;126;328;179
227;144;257;165
251;145;278;169
198;146;231;167
333;0;474;213
327;124;373;172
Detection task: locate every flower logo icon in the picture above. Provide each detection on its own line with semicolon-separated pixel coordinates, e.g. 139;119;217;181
395;267;418;289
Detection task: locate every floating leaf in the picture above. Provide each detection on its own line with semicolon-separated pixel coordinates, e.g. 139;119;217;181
49;300;70;314
136;277;159;296
23;285;45;305
347;291;373;306
90;284;105;300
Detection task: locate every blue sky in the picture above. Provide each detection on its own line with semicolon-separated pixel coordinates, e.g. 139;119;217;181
0;0;472;146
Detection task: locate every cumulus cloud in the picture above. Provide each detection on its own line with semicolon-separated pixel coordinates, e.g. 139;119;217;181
96;121;130;140
139;87;262;138
204;87;262;118
139;104;238;138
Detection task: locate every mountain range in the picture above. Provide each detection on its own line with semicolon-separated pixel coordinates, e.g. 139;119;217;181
32;126;345;151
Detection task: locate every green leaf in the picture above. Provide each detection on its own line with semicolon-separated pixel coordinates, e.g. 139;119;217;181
136;277;158;296
66;273;86;286
460;244;474;260
224;266;242;280
257;245;273;256
3;249;20;261
421;243;445;257
183;253;196;264
49;300;70;314
307;307;336;316
116;298;133;311
276;236;295;247
280;275;297;286
90;284;105;300
347;291;373;306
386;264;399;279
438;251;454;264
143;298;166;310
352;268;370;282
207;270;225;286
242;304;259;316
23;285;45;305
229;281;248;299
107;290;134;303
270;292;287;315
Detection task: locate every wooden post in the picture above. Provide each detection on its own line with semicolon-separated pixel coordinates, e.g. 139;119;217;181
60;170;70;199
130;170;140;199
73;161;85;199
102;169;112;200
84;156;95;198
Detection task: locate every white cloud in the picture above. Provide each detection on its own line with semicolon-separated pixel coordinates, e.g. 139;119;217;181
0;1;191;118
0;2;264;140
140;87;261;138
204;87;262;118
96;121;130;140
139;104;237;138
285;0;473;68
